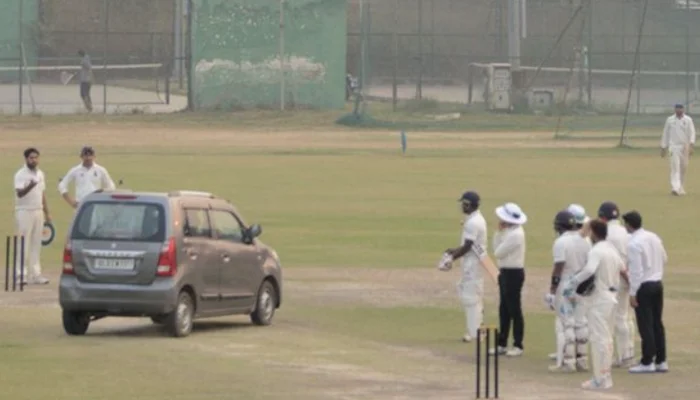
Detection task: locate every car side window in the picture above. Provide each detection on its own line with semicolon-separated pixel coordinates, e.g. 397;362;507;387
183;208;211;238
209;210;245;242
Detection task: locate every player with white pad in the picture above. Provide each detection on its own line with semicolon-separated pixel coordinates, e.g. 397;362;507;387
548;210;591;373
444;191;488;343
597;201;635;367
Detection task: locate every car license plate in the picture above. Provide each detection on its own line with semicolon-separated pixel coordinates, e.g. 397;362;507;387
94;258;135;270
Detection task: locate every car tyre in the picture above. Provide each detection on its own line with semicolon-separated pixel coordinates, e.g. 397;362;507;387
165;291;195;337
62;310;90;336
250;280;277;326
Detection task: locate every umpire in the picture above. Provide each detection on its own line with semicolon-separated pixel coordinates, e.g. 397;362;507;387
622;211;669;374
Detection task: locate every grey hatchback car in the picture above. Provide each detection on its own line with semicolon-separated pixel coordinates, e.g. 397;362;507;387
59;190;282;337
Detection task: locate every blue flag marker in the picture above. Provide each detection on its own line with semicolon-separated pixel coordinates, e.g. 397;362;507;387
400;130;407;155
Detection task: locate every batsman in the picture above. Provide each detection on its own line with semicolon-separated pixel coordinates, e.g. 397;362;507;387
441;191;489;342
548;210;591;372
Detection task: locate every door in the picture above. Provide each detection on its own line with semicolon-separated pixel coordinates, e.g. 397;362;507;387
208;209;263;310
182;208;222;312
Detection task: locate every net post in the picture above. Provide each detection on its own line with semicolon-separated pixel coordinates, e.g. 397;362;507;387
18;0;23;116
619;0;649;148
279;0;285;111
186;0;194;111
103;0;109;114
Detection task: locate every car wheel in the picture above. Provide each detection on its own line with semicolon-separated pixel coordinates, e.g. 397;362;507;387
165;291;195;337
250;280;277;326
62;310;90;336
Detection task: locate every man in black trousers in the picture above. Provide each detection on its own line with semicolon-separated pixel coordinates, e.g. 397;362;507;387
622;211;669;373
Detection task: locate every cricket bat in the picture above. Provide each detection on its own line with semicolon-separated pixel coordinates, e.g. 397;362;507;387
471;243;500;284
60;71;75;85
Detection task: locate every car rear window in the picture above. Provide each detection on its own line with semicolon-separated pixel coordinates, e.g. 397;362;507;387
71;201;166;242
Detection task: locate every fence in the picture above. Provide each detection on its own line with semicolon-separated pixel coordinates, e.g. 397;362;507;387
0;0;191;115
342;0;700;141
190;0;346;111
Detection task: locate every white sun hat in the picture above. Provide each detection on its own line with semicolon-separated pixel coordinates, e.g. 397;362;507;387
495;202;528;225
567;203;590;225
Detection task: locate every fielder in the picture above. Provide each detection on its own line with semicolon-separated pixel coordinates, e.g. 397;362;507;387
58;146;116;208
562;219;624;390
548;210;591;373
548;204;590;363
661;103;695;195
444;191;488;343
597;201;635;368
13;147;51;285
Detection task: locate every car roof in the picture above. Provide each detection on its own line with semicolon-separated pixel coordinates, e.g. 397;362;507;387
82;190;224;202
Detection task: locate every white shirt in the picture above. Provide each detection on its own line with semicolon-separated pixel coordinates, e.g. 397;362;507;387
58;163;115;202
461;210;488;279
553;230;591;279
627;228;667;296
661;114;696;149
14;165;45;211
492;225;525;268
606;220;630;265
573;240;623;300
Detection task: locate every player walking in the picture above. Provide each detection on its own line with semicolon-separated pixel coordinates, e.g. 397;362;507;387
444;191;487;343
548;210;591;373
661;104;695;195
78;49;93;112
597;202;635;368
563;220;624;390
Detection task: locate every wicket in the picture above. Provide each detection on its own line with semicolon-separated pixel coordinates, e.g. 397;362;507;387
475;326;499;399
4;235;25;292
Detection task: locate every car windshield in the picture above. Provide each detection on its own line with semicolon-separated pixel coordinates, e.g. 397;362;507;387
71;201;166;242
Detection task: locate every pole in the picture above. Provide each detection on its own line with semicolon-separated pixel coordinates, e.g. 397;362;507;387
174;0;182;89
619;0;649;147
507;0;521;69
103;0;109;114
18;0;23;115
686;0;690;111
587;0;592;108
186;0;193;110
392;0;399;111
279;0;285;111
416;0;423;100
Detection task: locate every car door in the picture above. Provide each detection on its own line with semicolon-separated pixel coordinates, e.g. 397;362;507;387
208;208;263;310
182;208;222;312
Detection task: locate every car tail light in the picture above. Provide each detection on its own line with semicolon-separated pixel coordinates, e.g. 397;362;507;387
111;194;137;200
62;243;74;275
156;237;177;277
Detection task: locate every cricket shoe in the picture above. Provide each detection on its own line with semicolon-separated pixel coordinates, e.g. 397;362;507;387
31;276;50;285
549;363;576;373
612;357;635;368
581;377;613;390
548;352;557;361
488;346;507;356
629;363;656;373
655;361;669;373
461;334;473;343
506;347;524;357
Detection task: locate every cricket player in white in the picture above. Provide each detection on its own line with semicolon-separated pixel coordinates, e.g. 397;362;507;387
661;103;695;195
562;219;624;390
597;201;635;367
548;210;591;373
445;191;487;342
58;146;115;208
548;203;591;362
13;148;51;285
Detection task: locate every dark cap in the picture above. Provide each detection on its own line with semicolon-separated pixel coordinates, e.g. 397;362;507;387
675;103;684;109
622;210;643;230
80;146;95;156
458;191;480;207
598;201;619;220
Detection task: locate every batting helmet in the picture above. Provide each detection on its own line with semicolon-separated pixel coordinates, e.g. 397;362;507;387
553;210;577;233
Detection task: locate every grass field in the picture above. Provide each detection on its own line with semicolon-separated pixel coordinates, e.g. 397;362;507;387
0;111;698;400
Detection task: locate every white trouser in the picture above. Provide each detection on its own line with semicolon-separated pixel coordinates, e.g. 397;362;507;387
554;292;589;368
14;209;44;280
669;145;689;192
586;292;617;384
457;277;484;338
614;282;635;362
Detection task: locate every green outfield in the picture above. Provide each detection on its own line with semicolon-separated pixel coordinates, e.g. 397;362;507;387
0;111;697;399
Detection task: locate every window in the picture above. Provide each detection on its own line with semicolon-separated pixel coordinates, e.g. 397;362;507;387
184;209;211;238
209;210;245;242
72;201;165;242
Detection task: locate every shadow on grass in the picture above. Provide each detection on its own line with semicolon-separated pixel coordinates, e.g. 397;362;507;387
85;319;255;338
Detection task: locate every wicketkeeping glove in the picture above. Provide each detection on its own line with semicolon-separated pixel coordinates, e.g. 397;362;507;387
437;252;453;271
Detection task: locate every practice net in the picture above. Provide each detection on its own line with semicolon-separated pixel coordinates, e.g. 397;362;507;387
0;62;171;114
